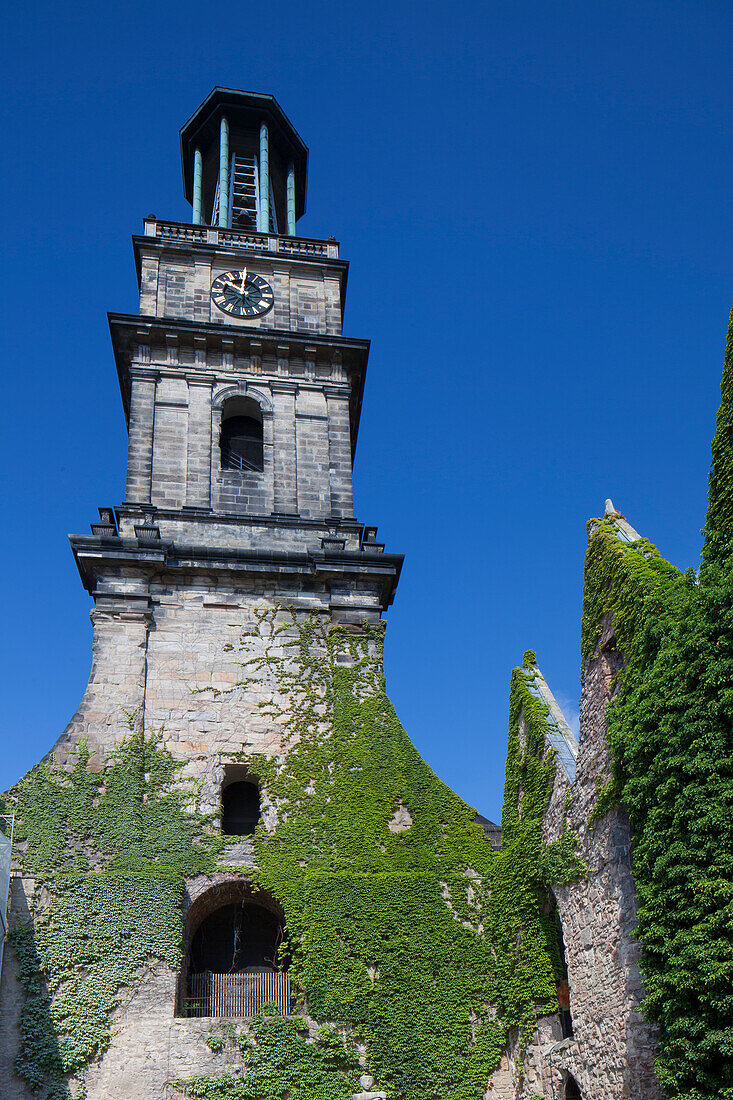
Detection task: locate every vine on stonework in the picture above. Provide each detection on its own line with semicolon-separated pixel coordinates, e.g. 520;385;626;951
579;518;681;672
178;609;582;1100
176;1012;361;1100
491;654;585;1042
8;606;582;1100
6;720;224;1099
11;306;730;1100
11;874;182;1092
187;608;505;1100
582;508;733;1097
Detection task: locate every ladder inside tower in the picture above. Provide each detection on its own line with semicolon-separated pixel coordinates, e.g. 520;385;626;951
231;154;258;230
210;155;278;233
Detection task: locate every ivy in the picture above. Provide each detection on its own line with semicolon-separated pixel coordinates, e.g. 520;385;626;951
7;725;223;1098
582;431;733;1098
491;656;585;1042
8;611;579;1100
13;720;223;877
701;301;733;572
199;611;506;1100
11;874;182;1089
177;1013;360;1100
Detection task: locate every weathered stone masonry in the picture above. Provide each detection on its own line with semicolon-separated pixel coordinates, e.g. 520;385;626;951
1;86;670;1100
1;89;404;1099
488;506;665;1100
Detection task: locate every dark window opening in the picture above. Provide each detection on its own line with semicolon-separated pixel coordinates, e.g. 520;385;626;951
565;1076;582;1099
221;413;263;472
190;900;284;975
559;1002;573;1038
555;906;574;1038
545;891;574;1038
184;895;290;1017
222;780;260;836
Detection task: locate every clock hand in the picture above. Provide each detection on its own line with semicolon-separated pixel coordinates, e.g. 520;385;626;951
221;277;243;292
239;268;248;296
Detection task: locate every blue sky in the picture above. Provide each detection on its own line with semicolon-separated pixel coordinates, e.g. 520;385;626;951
1;0;730;820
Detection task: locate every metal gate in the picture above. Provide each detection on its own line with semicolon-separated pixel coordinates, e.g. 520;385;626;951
186;971;291;1018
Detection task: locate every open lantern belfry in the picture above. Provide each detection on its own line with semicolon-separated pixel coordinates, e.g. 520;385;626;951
180;88;308;235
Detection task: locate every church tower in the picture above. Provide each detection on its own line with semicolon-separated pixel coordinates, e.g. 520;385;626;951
4;83;693;1100
58;87;402;769
3;88;508;1100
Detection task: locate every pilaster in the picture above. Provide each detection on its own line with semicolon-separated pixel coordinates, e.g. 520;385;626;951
125;361;156;504
271;380;298;515
272;267;291;330
51;593;152;766
186;374;215;508
325;379;354;518
139;256;159;315
193;257;213;322
323;273;342;335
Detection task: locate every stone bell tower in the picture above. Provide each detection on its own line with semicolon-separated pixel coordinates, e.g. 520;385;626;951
55;87;402;768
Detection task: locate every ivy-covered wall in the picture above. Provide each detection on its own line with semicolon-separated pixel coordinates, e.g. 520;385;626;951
495;654;585;1043
3;609;580;1100
4;722;224;1099
11;296;731;1100
581;516;733;1098
577;310;733;1099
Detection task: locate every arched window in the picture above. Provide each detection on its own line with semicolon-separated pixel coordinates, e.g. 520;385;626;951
565;1076;582;1099
220;398;263;472
190;899;282;973
222;780;260;836
180;882;290;1018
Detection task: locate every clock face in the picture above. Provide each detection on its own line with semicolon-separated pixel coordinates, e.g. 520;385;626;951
211;269;275;318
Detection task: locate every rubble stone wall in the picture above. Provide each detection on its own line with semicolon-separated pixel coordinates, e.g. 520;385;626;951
520;627;663;1100
0;877;250;1100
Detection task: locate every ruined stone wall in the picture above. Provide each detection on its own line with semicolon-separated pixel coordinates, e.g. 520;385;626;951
521;628;662;1100
0;875;284;1100
0;582;490;1100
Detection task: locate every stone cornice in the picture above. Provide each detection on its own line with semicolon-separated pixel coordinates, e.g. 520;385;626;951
69;533;403;610
116;503;365;530
108;313;368;451
109;312;369;356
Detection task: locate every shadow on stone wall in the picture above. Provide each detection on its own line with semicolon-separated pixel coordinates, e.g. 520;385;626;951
3;880;69;1099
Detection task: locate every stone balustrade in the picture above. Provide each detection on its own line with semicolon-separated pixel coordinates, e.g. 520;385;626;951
143;216;339;259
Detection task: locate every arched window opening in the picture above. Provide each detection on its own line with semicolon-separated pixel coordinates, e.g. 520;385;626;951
555;906;573;1038
545;890;573;1038
180;884;290;1019
222;780;260;836
220;398;263;472
190;900;283;974
565;1076;582;1099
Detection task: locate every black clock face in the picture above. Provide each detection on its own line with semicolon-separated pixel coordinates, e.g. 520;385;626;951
211;269;275;318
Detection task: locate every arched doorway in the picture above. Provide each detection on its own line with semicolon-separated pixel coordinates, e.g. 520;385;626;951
190;899;282;973
565;1075;582;1099
180;881;289;1018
